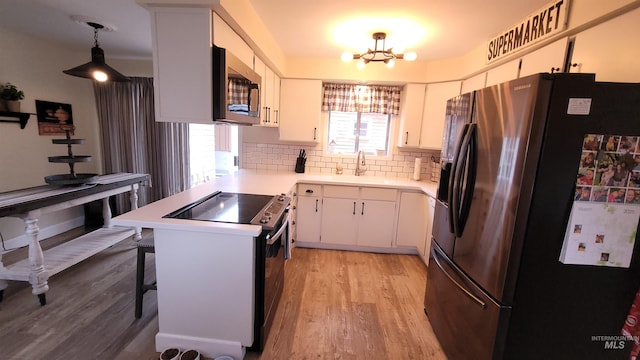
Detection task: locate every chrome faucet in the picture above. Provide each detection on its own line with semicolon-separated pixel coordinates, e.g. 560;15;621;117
355;150;367;176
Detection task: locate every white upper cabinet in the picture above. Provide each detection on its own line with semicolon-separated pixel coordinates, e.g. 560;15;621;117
420;81;461;150
149;8;254;124
519;38;568;78
461;72;487;94
212;12;253;68
150;7;212;124
273;73;281;126
279;79;322;143
485;59;520;87
264;66;277;127
397;84;426;148
253;57;268;125
569;8;640;82
253;56;280;127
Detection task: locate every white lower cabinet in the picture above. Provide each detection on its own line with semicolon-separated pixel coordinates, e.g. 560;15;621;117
321;197;395;247
396;192;436;264
321;186;396;248
321;197;359;245
424;196;436;262
294;183;432;254
357;199;396;247
396;192;428;248
295;184;322;243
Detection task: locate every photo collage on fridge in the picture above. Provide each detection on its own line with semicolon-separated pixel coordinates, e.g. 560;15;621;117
575;134;640;204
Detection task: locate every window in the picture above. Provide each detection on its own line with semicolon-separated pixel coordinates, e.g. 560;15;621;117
322;83;400;156
327;111;391;155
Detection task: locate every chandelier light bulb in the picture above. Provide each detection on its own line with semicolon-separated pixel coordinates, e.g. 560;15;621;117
357;59;366;69
403;51;417;61
341;52;354;62
386;59;395;68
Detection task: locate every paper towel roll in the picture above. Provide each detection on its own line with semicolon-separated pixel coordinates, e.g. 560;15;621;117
413;158;422;181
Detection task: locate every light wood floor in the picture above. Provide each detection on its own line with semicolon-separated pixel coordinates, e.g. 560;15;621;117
0;228;445;360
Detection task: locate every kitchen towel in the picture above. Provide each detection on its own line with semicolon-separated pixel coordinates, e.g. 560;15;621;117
413;158;422;181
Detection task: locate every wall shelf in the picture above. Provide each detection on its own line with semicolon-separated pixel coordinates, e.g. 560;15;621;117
0;111;32;129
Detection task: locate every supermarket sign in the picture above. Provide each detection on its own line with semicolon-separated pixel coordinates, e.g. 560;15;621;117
486;0;569;63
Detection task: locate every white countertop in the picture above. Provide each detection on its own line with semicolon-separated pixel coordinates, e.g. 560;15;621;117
112;170;438;235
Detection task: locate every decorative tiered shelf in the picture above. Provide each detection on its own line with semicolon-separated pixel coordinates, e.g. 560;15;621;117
45;129;97;186
0;111;32;129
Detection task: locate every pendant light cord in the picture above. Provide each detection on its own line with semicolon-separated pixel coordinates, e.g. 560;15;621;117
94;27;99;47
87;21;104;47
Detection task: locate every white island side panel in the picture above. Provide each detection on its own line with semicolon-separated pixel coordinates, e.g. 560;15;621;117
154;228;256;347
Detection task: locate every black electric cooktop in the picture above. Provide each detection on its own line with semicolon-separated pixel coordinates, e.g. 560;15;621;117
164;191;274;225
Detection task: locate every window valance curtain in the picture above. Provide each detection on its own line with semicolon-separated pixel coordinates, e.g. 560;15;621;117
93;77;190;212
321;83;402;115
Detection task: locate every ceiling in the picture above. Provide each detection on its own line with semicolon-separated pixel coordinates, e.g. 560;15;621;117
0;0;551;62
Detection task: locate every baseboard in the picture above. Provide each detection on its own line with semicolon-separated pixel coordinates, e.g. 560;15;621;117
294;241;419;255
1;216;85;253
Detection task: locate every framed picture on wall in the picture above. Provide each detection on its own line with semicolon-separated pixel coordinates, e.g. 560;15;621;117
35;100;74;135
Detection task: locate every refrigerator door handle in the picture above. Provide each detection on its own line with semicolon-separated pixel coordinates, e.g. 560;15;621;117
451;123;475;237
448;123;471;234
432;245;486;309
456;123;478;237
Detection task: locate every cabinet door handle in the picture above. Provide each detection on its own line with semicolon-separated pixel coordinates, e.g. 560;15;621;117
267;107;271;123
263;107;268;122
315;199;318;212
353;201;356;215
275;110;279;124
405;131;409;145
361;202;365;215
313;127;317;140
305;189;314;194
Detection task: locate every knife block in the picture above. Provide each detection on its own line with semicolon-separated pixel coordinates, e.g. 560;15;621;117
295;156;306;173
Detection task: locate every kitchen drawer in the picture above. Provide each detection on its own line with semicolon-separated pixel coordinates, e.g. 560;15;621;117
324;185;359;198
297;183;322;197
360;187;396;201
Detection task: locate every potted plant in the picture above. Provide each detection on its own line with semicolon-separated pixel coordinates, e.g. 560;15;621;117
0;82;25;112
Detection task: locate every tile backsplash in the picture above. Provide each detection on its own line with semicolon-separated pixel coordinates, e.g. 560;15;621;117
242;142;441;182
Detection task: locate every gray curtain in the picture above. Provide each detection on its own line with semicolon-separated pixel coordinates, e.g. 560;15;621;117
93;77;190;213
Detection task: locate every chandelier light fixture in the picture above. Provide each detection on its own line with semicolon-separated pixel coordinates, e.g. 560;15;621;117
341;32;417;69
63;17;129;82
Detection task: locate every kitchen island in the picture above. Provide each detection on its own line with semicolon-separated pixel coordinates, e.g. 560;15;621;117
112;170;437;359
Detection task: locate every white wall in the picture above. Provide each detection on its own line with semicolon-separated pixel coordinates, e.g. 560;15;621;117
0;26;152;249
0;28;101;192
0;29;154;193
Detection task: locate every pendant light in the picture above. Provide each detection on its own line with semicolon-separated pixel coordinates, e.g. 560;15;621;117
63;19;129;82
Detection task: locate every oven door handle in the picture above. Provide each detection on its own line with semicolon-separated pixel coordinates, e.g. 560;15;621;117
266;217;289;245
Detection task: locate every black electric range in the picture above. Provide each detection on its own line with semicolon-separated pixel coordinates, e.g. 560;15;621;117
163;191;289;230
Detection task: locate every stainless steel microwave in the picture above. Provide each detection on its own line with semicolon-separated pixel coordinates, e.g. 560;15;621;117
213;45;261;125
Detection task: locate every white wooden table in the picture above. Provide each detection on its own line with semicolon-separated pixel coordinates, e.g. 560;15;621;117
0;173;150;305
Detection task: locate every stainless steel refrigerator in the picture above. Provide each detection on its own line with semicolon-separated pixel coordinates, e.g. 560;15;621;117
425;73;640;360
